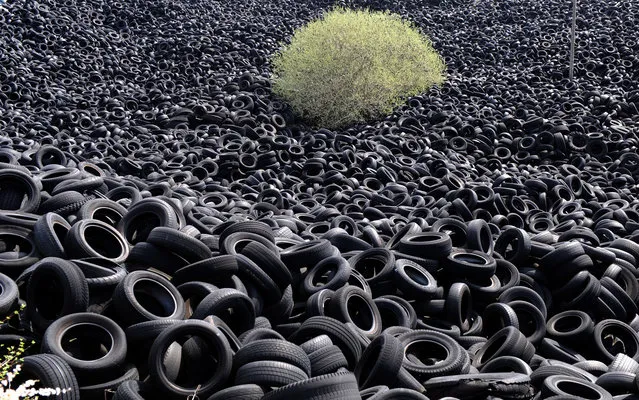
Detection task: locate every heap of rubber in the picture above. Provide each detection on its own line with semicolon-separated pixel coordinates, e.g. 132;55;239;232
1;0;639;398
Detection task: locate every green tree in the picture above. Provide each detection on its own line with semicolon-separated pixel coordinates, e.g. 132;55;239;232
271;7;446;129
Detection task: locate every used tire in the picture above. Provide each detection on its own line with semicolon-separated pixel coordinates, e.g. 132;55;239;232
112;270;185;327
42;312;127;383
148;320;233;399
27;257;89;332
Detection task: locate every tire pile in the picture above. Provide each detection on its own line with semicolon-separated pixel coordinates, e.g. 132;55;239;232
1;0;639;398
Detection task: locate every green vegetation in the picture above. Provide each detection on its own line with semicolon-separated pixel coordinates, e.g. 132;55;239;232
271;7;446;129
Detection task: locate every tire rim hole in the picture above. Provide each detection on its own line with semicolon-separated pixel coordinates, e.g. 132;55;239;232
404;265;430;286
408;234;440;243
347;295;374;331
165;336;220;388
32;271;64;320
355;257;385;279
480;231;491;252
60;323;113;361
481;334;508;361
127;212;160;244
92;207;122;226
405;339;449;366
453;253;486;265
0;234;33;257
378;305;400;326
505;237;519;258
84;225;124;259
52;221;69;243
555;380;600;399
312;264;338;287
554;315;583;333
133;278;176;317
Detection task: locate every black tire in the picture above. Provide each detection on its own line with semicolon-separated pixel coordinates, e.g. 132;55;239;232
126;242;189;275
494;228;531;266
507;300;546;346
306;289;335;318
289;316;363;369
27;257;89;332
148;320;233;398
177;281;218;316
530;362;596;388
241;240;292;292
262;371;361;400
375;298;414;329
299;334;333;354
595;371;636;396
609;353;639;373
0;169;41;213
113;380;153;400
482;302;519;338
355;333;405;389
393;259;438;300
347;248;396;286
444;249;496;280
76;199;127;227
601;276;638;321
263;284;295;324
369;388;429;399
117;198;179;246
42;312;127;382
590;320;639;363
206;384;264;400
445;282;472;333
39;191;92;217
326;285;382;338
239;328;286;344
466;219;494;255
385;223;423;251
361;385;390;399
479;356;532;375
218;221;275;247
308;345;349;376
541;375;612;400
106;186;143;208
573;360;609;377
499;285;548;320
0;211;40;229
71;258;126;290
125;319;182;352
303;255;351;297
79;365;139;400
171;255;242;287
396;232;453;259
431;219;467;248
233;339;311;377
191;288;255;335
538;338;586;365
234;360;308;387
399;329;469;381
112;270;185;327
0;271;18;315
33;212;70;258
235;253;282;304
609;239;639;265
0;224;41;278
147;226;212;263
221;231;279;256
472;326;535;369
546;310;594;345
65;219;129;263
21;353;80;400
